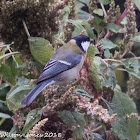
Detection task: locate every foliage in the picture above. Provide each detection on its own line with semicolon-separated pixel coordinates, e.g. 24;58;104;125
112;88;138;140
6;84;34;111
0;0;140;140
103;86;138;140
60;110;86;139
29;37;55;65
21;108;42;134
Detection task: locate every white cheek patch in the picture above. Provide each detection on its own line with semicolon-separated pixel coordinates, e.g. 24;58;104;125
81;41;90;52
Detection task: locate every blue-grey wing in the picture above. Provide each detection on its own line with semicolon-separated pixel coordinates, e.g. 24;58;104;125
36;54;82;84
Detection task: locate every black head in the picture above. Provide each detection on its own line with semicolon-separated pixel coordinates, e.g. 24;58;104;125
72;35;91;52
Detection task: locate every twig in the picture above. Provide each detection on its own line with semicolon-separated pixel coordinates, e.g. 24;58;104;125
0;42;14;47
7;45;18;66
0;52;19;60
0;44;9;49
0;118;5;126
22;20;30;37
104;9;127;38
128;51;136;57
102;59;108;65
0;48;5;87
133;57;140;60
121;41;136;59
103;59;122;62
116;9;127;25
2;48;5;64
6;44;19;66
91;125;103;133
3;80;13;87
116;68;127;71
104;57;140;62
104;31;111;39
121;50;128;58
88;14;92;21
0;42;14;53
0;77;2;88
100;3;107;17
0;100;6;104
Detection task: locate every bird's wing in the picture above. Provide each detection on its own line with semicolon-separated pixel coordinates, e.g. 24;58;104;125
36;54;82;84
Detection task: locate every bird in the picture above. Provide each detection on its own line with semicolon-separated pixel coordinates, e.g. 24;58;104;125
22;35;92;105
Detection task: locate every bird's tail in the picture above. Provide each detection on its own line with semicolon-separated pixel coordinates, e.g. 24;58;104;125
21;80;55;106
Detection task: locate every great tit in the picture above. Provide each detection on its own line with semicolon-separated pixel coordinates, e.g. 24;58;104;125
22;35;92;105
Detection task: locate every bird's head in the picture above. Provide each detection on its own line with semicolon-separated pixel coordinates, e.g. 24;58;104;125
72;35;92;53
